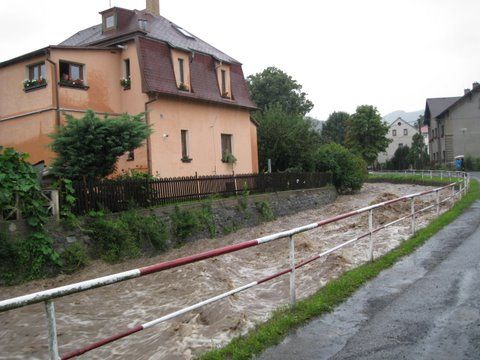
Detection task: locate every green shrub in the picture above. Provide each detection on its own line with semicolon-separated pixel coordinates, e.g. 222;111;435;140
170;206;200;240
88;217;140;262
315;143;367;194
197;203;217;238
256;201;274;222
119;210;169;251
0;232;21;284
60;243;88;274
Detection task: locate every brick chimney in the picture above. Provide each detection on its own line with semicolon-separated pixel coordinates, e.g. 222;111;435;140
146;0;160;16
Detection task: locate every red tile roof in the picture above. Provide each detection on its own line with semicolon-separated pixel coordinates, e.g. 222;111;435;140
137;37;256;110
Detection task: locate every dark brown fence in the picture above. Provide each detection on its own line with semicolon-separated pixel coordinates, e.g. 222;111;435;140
71;172;331;215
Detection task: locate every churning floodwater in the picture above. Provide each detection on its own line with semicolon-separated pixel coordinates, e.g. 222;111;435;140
0;183;452;359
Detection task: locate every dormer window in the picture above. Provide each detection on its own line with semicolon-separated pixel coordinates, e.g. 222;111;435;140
172;49;190;91
216;64;231;99
102;12;116;32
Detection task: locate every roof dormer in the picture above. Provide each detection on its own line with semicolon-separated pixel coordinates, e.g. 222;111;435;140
99;7;135;34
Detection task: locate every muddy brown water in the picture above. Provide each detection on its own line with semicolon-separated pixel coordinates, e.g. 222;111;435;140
0;183;453;359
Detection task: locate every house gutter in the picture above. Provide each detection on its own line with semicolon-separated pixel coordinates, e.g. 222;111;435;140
145;95;159;175
45;50;60;127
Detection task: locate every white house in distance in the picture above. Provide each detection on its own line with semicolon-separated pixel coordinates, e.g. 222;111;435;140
377;117;418;163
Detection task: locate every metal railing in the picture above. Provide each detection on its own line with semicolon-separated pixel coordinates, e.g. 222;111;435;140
0;171;470;359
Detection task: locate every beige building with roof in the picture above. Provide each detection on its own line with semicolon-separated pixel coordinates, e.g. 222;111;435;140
0;0;259;177
425;83;480;166
377;117;418;164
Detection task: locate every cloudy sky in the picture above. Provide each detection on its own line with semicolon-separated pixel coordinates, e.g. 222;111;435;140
2;0;480;120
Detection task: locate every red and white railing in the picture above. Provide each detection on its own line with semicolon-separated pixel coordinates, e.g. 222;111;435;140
0;171;470;360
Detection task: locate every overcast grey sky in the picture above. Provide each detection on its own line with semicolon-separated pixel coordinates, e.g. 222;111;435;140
2;0;480;120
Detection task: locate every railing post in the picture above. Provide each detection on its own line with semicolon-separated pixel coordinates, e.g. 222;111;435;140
411;197;416;234
368;209;374;261
430;170;433;179
440;171;443;180
436;189;440;216
289;235;296;307
451;185;455;207
45;300;60;360
421;171;424;180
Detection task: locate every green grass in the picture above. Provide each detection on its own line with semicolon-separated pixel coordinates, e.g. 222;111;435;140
198;178;479;360
367;173;463;186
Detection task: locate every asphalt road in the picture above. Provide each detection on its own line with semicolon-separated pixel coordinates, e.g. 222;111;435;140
258;176;480;360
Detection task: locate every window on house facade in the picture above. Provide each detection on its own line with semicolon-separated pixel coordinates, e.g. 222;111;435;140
24;62;47;91
392;129;397;136
178;58;185;85
221;133;233;161
221;70;227;94
443;150;445;160
28;63;46;81
217;65;231;98
181;129;191;162
127;150;134;161
404;128;408;136
398;143;403;148
121;59;131;90
59;61;86;88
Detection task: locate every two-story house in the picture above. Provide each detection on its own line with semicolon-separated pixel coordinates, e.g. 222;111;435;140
424;83;480;166
0;0;259;177
377;117;418;164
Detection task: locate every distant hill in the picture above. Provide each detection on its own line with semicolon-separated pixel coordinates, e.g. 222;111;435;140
382;110;423;125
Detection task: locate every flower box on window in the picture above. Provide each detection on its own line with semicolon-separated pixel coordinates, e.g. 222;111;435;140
59;78;88;90
178;82;189;91
221;151;237;164
120;77;131;90
23;78;47;92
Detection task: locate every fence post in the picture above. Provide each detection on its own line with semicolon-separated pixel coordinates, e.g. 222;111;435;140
451;185;455;207
289;235;296;307
233;172;238;195
440;171;443;180
411;197;416;234
195;172;201;200
430;170;432;179
421;171;424;180
368;209;374;261
45;300;59;360
436;189;440;216
50;190;60;222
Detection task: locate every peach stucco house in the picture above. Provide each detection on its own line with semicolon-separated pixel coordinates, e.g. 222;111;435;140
0;0;259;177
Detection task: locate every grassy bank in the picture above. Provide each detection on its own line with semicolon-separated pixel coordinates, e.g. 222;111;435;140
367;172;463;186
199;178;479;360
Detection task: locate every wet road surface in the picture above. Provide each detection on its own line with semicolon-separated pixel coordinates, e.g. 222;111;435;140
259;195;480;359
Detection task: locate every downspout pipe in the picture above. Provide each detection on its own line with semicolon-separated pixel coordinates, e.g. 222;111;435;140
45;50;60;127
145;94;159;175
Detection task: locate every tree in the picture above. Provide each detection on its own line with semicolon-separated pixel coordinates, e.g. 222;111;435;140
50;110;152;181
321;111;350;145
409;133;429;169
247;67;314;116
315;143;367;194
388;145;411;170
345;105;390;165
256;105;321;172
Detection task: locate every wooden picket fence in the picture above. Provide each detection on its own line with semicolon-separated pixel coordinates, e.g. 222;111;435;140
70;172;331;215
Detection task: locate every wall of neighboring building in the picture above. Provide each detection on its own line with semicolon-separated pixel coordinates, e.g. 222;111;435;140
377;119;416;163
149;97;256;177
446;91;480;161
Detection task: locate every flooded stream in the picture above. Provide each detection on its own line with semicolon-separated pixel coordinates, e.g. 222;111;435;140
0;183;453;359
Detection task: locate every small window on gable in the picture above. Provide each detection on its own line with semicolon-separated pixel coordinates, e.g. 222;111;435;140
104;13;116;31
178;58;185;84
398;121;402;126
392;129;397;136
404;129;408;136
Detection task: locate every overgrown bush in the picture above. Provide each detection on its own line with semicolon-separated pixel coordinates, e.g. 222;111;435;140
119;210;168;251
256;201;274;222
88;217;140;262
170;206;200;240
315;143;367;194
465;155;480;171
0;232;21;284
60;243;88;274
197;203;217;238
